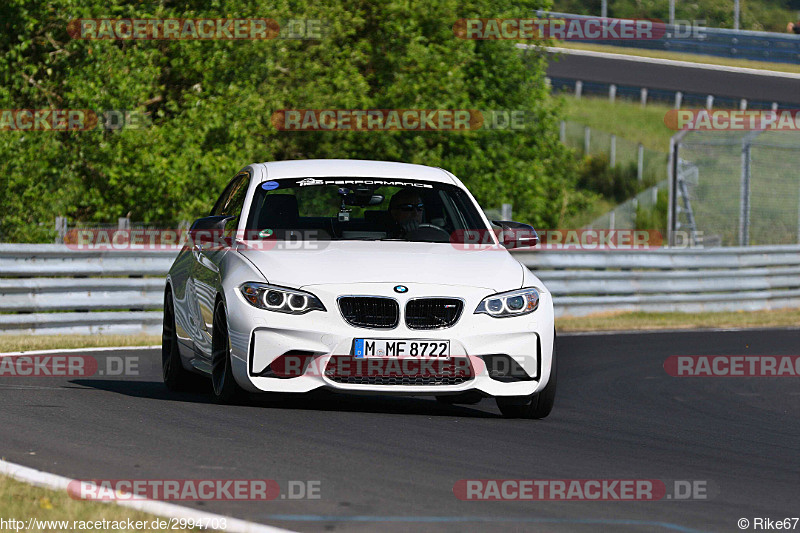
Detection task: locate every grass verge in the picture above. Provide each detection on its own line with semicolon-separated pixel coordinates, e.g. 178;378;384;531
0;334;160;353
560;95;675;151
554;42;800;74
0;474;195;532
557;308;800;332
0;310;796;351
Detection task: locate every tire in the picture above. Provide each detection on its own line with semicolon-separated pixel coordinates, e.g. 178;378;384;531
496;334;557;419
162;288;200;391
211;300;245;404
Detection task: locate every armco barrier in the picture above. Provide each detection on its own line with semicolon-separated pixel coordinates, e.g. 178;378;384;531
0;244;174;335
517;244;800;316
537;11;800;65
1;243;799;334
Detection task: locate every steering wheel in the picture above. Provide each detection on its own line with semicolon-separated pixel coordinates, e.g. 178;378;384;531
407;223;451;242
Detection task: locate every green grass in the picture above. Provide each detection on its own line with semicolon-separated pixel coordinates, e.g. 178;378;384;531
557;308;800;331
670;129;800;245
561;196;616;228
558;95;800;245
560;95;676;151
557;95;672;228
0;474;195;532
555;42;800;75
0;334;160;353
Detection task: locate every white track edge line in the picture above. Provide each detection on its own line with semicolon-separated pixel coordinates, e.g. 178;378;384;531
0;345;161;357
530;44;800;80
0;458;294;533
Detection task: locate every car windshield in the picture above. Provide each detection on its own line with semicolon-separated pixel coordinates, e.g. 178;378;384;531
245;177;490;243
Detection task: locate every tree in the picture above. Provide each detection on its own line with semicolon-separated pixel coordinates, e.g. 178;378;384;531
0;0;588;242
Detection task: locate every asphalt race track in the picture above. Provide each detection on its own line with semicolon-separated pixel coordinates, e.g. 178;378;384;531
1;329;798;532
545;50;800;105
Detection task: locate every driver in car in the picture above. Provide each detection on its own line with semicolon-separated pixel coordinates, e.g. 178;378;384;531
388;188;425;235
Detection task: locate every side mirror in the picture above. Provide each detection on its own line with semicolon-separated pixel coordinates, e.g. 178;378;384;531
492;220;539;249
189;215;235;249
190;215;235;231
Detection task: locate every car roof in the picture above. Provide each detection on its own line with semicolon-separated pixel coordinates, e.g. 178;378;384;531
254;159;456;184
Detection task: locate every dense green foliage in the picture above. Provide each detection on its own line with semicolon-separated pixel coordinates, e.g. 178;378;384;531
577;153;655;203
553;0;799;33
0;0;594;242
635;188;668;235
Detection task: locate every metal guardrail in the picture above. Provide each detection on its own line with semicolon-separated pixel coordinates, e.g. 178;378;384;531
519;244;800;316
1;244;799;334
0;244;172;335
538;11;800;64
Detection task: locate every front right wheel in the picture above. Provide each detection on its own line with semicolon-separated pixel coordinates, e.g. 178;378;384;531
496;335;557;419
211;301;246;404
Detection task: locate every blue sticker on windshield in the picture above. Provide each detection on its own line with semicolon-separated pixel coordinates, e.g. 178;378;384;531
261;181;280;190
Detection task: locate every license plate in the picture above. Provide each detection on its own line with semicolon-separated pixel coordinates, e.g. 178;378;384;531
353;339;450;358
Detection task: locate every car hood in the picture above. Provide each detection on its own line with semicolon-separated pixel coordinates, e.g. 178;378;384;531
236;240;524;293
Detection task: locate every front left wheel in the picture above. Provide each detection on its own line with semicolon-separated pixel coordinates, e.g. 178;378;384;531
211;301;246;404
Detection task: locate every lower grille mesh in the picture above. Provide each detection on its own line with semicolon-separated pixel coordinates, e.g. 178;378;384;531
324;356;473;386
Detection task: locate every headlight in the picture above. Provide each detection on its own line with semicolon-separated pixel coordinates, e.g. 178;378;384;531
239;283;326;314
475;288;539;318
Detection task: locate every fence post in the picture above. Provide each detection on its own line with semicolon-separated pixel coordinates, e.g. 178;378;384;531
501;203;513;220
640;88;648;108
609;84;616;104
575;80;583;99
55;216;67;244
705;95;714;110
637;143;645;182
610;134;616;168
675;91;682;109
118;217;131;231
739;98;747;111
738;138;751;246
772;102;778;111
609;210;615;230
667;132;686;247
559;120;566;143
584;126;591;154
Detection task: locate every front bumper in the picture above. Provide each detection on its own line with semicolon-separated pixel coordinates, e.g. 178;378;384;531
226;282;555;397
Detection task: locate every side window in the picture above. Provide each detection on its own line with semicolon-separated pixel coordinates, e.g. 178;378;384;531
211;172;249;216
211;179;237;216
224;174;250;228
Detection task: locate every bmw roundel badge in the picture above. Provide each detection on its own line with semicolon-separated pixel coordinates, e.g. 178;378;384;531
393;285;408;293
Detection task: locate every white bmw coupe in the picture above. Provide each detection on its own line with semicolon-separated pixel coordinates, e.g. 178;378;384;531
163;159;556;418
